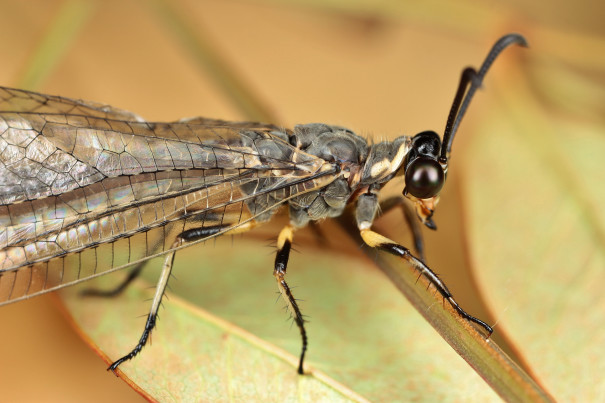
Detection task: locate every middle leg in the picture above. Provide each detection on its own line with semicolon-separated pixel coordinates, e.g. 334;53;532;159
273;224;308;374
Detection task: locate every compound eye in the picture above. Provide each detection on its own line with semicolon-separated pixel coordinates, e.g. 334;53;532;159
404;157;444;199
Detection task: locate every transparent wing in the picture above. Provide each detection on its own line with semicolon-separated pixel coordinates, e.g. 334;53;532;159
0;86;335;305
0;86;147;121
0;86;317;205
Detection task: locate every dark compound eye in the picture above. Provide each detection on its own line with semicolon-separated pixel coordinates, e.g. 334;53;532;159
404;157;444;199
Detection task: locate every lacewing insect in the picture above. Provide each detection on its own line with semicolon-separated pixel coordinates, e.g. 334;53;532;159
0;34;527;374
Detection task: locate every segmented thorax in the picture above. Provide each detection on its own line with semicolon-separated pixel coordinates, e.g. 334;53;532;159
284;124;411;227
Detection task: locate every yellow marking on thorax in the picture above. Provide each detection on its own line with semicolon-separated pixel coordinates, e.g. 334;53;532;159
389;142;408;175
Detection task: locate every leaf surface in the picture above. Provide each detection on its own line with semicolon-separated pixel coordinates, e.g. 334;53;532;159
62;237;501;402
462;53;605;401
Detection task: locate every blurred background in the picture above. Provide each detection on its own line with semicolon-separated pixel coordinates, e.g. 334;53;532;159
0;0;603;401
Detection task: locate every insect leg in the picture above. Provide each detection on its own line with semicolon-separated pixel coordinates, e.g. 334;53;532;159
357;192;492;335
81;238;166;297
378;196;426;262
108;241;177;372
108;225;228;372
274;224;308;375
360;229;492;335
80;262;146;298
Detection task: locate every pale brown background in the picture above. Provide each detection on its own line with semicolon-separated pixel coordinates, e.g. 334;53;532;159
0;0;602;401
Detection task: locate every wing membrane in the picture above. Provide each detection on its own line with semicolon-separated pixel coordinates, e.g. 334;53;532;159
0;86;146;120
0;86;335;305
0;86;317;205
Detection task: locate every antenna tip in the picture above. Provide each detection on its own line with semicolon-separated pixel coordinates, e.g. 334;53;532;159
499;33;529;49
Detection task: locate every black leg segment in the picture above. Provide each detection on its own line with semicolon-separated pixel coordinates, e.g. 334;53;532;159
360;229;493;335
274;225;308;374
80;263;145;298
107;224;230;373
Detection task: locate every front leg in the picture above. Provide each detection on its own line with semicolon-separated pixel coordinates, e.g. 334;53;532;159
274;225;308;374
356;192;493;335
378;196;426;262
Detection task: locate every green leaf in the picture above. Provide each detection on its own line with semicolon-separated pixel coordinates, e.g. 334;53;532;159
61;237;502;402
60;272;364;402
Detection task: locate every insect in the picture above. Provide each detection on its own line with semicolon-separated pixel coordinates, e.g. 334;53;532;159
0;33;526;375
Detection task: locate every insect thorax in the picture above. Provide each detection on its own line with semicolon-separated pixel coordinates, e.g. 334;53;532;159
287;124;410;228
238;123;410;228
